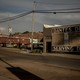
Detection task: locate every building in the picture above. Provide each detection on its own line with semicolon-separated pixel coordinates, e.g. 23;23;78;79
43;24;80;53
0;34;30;47
0;32;43;48
13;32;43;48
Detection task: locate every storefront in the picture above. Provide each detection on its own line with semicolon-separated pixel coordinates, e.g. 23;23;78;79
43;24;80;53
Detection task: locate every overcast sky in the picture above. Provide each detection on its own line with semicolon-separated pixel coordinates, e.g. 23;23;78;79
0;0;80;34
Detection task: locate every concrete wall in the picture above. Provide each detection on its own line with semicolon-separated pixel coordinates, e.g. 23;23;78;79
52;33;64;45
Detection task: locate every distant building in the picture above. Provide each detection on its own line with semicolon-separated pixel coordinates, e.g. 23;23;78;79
0;32;43;48
43;24;80;53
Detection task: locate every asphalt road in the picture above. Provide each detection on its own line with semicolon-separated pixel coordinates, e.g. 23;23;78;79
0;48;80;80
0;48;80;70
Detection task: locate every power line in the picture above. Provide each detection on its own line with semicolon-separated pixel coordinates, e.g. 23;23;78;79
35;8;80;12
0;11;32;23
35;10;80;14
0;8;80;23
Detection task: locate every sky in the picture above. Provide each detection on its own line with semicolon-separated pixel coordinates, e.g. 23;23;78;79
0;0;80;34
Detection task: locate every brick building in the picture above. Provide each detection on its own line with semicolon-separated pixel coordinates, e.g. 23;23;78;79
0;32;43;48
43;24;80;53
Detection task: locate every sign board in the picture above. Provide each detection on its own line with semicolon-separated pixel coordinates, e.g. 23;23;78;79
8;27;12;33
30;38;38;43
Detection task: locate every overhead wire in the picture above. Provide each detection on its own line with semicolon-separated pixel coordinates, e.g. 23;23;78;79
35;10;80;14
36;8;80;11
0;11;32;23
0;7;80;23
0;9;80;23
34;7;80;13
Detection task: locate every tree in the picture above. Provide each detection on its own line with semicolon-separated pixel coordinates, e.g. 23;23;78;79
22;31;29;34
13;32;21;35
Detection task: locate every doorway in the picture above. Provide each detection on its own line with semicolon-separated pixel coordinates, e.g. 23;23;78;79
46;42;51;53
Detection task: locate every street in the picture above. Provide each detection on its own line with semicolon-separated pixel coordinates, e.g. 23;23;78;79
0;48;80;80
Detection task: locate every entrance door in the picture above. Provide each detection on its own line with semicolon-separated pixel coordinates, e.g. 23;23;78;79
46;42;51;53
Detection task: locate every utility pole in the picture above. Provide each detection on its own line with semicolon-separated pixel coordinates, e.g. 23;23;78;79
31;1;36;52
8;25;12;47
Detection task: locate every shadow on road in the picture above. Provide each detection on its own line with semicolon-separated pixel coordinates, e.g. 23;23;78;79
7;67;44;80
0;58;44;80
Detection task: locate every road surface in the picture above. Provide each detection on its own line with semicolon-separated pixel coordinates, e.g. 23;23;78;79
0;47;80;80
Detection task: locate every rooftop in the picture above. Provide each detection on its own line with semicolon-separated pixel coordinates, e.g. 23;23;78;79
44;24;62;28
44;24;80;28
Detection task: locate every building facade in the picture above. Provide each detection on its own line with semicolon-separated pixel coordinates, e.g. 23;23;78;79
0;32;43;48
43;24;80;53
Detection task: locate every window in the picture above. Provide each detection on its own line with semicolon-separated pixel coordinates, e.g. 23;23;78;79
64;33;69;44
